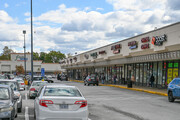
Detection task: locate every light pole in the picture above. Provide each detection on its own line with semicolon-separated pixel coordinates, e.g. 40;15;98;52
31;0;34;80
23;30;26;77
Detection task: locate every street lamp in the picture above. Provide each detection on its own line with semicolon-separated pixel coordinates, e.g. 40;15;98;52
23;30;26;77
31;0;34;80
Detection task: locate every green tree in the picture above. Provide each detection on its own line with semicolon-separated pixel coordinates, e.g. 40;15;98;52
0;46;14;60
45;51;65;63
39;52;47;63
33;52;39;60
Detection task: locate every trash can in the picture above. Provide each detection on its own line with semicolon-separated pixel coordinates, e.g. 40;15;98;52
127;80;132;88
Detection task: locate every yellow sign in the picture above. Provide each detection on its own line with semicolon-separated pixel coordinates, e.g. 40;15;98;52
173;68;178;79
167;68;173;84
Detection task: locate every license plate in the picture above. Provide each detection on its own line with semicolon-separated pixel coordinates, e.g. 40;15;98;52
60;104;68;109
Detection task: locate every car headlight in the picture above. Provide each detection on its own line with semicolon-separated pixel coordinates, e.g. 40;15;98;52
0;106;13;112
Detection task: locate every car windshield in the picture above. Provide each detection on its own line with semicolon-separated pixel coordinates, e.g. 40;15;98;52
17;80;24;83
44;87;82;97
0;75;5;79
33;77;41;80
0;81;18;91
32;82;47;86
0;87;9;100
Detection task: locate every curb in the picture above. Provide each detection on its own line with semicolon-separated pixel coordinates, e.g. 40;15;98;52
70;80;168;96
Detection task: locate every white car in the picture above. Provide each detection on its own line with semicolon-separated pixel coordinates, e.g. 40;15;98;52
34;84;89;120
14;78;25;91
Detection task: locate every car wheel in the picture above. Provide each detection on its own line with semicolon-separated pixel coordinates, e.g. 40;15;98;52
93;84;95;86
15;113;17;118
84;83;86;86
88;84;90;86
18;107;22;113
168;91;175;102
96;84;99;86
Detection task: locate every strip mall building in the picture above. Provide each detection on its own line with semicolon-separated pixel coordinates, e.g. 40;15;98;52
0;53;62;75
61;22;180;88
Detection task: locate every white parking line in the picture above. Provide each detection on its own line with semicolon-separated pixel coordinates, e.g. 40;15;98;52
25;107;29;120
88;118;91;120
25;93;28;100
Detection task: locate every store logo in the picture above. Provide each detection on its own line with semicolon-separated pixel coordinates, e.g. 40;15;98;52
141;37;150;43
99;50;106;54
15;55;28;61
84;54;89;59
151;34;167;46
73;57;77;62
111;44;121;54
91;52;98;59
128;41;138;50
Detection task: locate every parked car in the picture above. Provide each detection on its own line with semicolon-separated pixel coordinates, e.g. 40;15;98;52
14;78;25;91
29;81;48;99
167;78;180;102
0;84;19;120
84;74;99;86
34;84;88;120
0;79;22;112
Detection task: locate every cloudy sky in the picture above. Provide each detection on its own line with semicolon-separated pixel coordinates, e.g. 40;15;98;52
0;0;180;55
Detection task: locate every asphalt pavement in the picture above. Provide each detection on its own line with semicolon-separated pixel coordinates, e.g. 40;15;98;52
15;79;180;120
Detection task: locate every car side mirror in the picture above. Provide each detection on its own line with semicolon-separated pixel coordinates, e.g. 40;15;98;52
34;92;38;98
13;95;19;100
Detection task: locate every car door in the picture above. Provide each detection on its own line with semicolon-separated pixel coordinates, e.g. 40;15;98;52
176;80;180;97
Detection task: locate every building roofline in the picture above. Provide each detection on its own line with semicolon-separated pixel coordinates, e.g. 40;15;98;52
73;21;180;57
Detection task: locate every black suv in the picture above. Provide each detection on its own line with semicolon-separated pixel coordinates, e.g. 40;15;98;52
84;74;99;86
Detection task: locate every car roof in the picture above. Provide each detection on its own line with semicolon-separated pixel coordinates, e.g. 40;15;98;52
0;79;17;82
44;83;76;88
0;84;10;88
32;81;47;83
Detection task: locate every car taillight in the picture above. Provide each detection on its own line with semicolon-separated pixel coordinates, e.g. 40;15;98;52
88;79;91;81
39;100;53;107
21;83;24;85
30;88;35;91
75;100;87;108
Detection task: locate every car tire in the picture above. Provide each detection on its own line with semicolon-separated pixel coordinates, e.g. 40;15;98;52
93;84;95;86
88;84;90;86
18;107;22;113
168;91;175;102
96;84;99;86
84;83;86;86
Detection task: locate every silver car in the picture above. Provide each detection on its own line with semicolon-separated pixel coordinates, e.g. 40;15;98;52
0;79;22;113
14;78;25;91
0;84;18;119
34;84;89;120
29;81;48;99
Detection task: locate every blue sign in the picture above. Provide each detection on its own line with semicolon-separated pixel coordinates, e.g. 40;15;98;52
129;45;137;49
41;68;45;77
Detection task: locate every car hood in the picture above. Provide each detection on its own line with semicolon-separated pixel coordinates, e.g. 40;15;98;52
0;100;11;108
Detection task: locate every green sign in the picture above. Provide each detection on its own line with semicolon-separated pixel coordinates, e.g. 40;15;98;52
174;63;179;68
168;63;173;68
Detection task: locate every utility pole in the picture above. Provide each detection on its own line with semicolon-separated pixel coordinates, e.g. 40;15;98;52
31;0;34;81
23;30;26;77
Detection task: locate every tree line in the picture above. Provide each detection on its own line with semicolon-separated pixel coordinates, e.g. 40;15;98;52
0;46;66;63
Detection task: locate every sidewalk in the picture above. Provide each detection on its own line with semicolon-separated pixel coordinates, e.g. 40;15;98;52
70;80;168;96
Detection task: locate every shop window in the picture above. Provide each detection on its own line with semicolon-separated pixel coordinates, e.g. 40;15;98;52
158;62;163;85
144;63;148;85
136;64;139;83
153;62;158;85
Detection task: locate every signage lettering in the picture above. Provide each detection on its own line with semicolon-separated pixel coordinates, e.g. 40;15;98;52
91;52;98;59
141;44;149;49
128;41;138;49
84;54;89;59
99;50;106;54
15;55;28;61
73;57;77;62
151;34;167;46
141;37;150;43
113;49;120;54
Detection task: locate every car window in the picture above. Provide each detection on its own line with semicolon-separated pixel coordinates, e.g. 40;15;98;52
17;80;24;83
37;86;44;97
44;87;82;97
170;80;176;84
32;82;47;86
0;81;18;91
0;87;9;100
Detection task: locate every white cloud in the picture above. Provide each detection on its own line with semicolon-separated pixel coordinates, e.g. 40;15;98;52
1;1;180;54
96;8;104;11
4;3;9;8
24;12;30;16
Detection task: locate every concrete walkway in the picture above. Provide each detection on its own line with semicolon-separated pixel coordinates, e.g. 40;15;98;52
70;80;168;96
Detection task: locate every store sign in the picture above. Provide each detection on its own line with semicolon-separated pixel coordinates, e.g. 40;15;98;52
84;54;89;59
70;59;72;63
73;57;77;62
99;50;106;54
151;34;167;46
141;37;150;43
111;44;121;50
128;41;138;49
113;49;120;54
111;44;121;54
141;44;149;49
15;55;28;61
91;52;98;59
